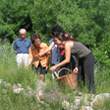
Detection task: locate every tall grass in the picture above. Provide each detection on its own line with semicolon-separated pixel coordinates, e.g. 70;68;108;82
0;40;37;89
0;40;110;110
94;62;110;93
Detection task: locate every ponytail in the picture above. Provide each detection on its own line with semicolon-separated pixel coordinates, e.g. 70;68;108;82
54;33;79;42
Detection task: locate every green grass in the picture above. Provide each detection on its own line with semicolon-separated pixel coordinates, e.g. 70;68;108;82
0;40;110;110
94;63;110;94
93;98;110;110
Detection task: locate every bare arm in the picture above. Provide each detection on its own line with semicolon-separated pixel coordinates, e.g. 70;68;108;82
25;57;33;69
39;42;55;56
73;55;79;73
50;41;73;72
46;54;50;71
14;50;17;55
55;42;71;68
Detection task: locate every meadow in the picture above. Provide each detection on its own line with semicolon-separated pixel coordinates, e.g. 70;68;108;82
0;40;110;110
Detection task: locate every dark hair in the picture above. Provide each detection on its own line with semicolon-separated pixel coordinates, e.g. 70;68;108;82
51;25;65;36
54;32;79;42
31;34;41;44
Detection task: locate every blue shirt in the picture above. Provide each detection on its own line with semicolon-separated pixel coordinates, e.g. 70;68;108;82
49;38;60;64
13;38;32;54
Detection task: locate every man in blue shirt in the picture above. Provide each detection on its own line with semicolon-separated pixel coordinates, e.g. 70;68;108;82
13;28;32;67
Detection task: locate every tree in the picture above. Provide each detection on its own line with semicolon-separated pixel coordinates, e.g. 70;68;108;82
0;0;34;42
0;0;110;67
30;0;110;65
30;0;101;47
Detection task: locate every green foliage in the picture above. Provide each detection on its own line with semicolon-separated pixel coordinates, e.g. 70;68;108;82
0;40;37;89
0;40;110;109
94;63;110;93
0;0;110;73
92;36;110;67
0;85;39;110
0;0;34;42
30;0;98;46
93;96;110;110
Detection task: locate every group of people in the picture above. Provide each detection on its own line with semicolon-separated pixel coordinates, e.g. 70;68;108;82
13;25;96;93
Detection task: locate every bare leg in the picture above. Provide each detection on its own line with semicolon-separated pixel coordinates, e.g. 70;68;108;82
40;74;45;81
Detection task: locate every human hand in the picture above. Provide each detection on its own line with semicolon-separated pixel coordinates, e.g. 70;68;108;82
50;66;56;72
73;67;78;74
39;53;43;57
25;65;29;70
46;65;48;71
14;50;17;55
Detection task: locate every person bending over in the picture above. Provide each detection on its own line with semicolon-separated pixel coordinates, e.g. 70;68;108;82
26;34;50;81
50;32;96;93
39;25;76;76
